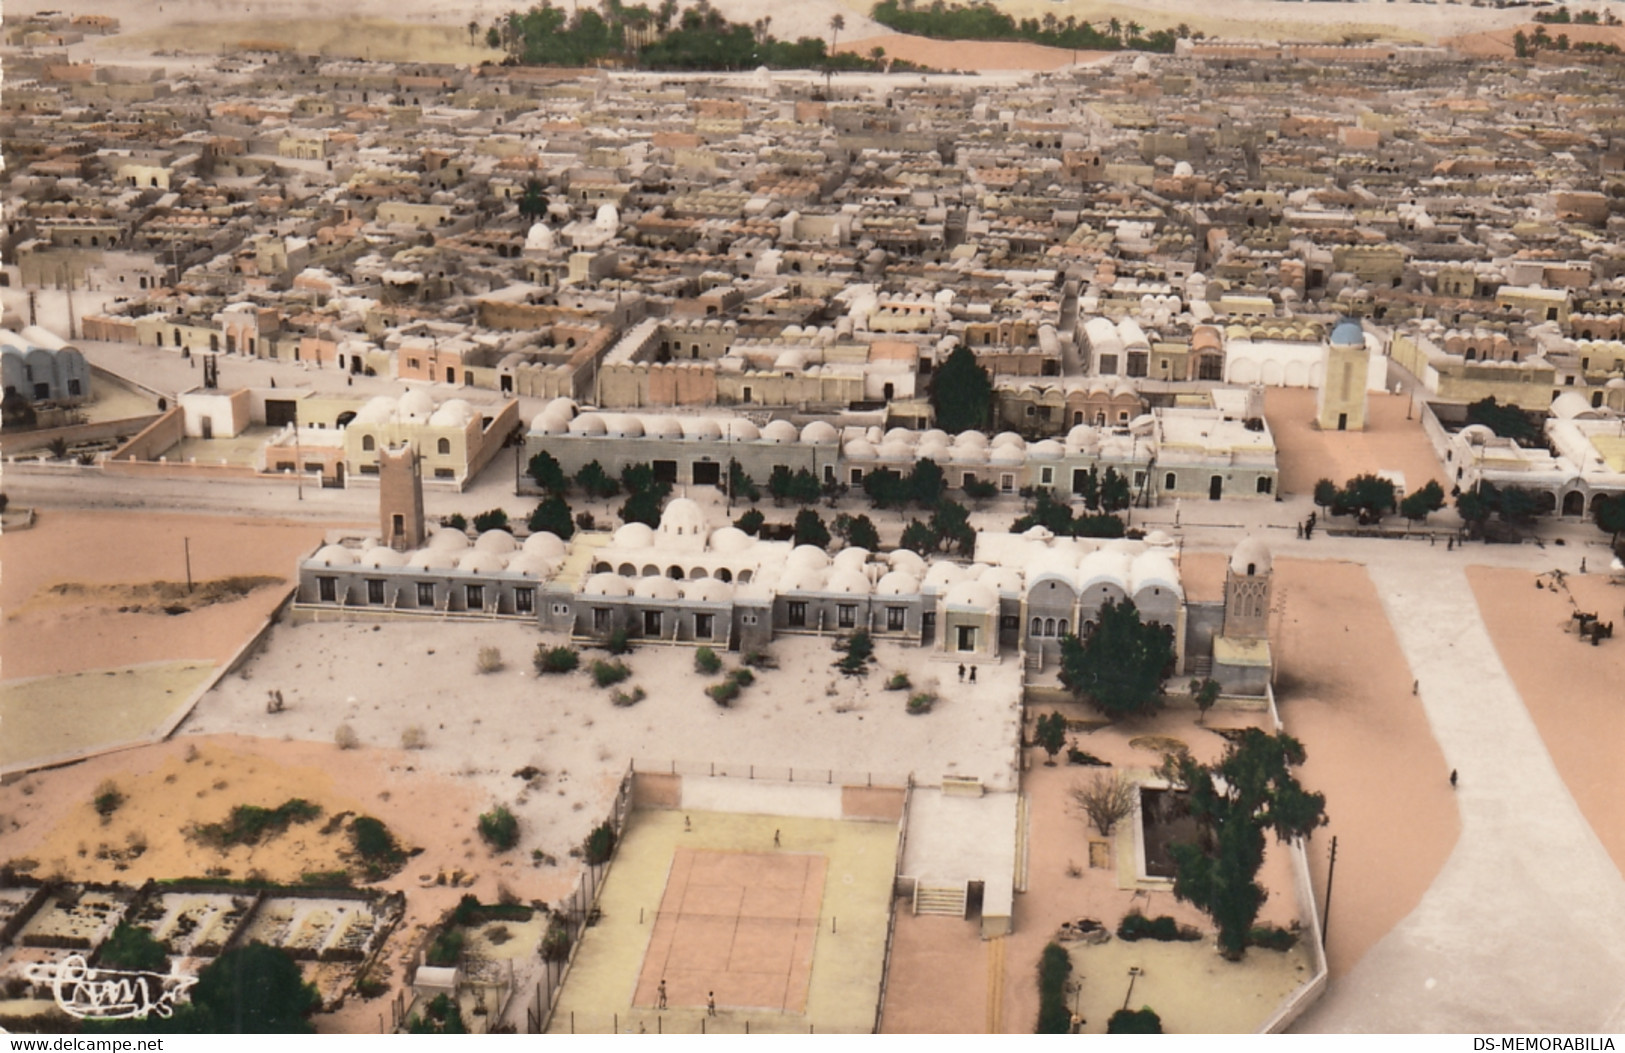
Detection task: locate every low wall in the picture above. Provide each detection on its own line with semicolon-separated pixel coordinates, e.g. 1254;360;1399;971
629;761;908;822
0;412;161;456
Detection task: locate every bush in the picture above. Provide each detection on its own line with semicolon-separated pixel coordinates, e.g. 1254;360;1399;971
591;659;631;687
1116;913;1199;942
1247;924;1299;951
478;805;519;852
735;508;766;535
471;508;510;533
100;921;168;972
535;645;579;674
694;646;723;675
742;649;776;669
583;822;616;866
425;927;465;967
335;724;360;750
476;646;504;674
351;816;406;878
707;679;742;707
906;692;935;715
540;916;572;962
606;627;633;655
1036;942;1073;1034
885;672;911;691
728;667;754;687
93;781;124;821
835;630;875;675
198;799;322;847
445;513;468;531
1108;1007;1163;1034
401;725;427;750
611;686;646;707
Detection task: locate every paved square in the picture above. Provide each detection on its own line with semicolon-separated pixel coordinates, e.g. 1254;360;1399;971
636;848;826;1012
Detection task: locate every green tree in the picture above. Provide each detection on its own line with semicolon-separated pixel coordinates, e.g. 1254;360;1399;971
1190;677;1220;724
1338;474;1396;523
527;450;570;494
735;508;766;535
908;458;946;508
1036;943;1073;1034
528;495;575;539
1108;1007;1162;1033
619;462;667;498
409;993;467;1034
962;478;998;504
518;178;549;222
619;488;665;528
930;344;993;433
768;464;796;504
863;467;910;509
189;943;321;1033
1467;396;1540;444
900;519;937;555
1313;478;1339;511
834;513;881;551
1595;492;1625;547
1496;485;1541;525
99;921;169;973
930;498;976;556
478;805;519;851
1457;487;1492;536
1165;729;1328;959
575;460;621;498
1058;599;1176;718
728;460;760;502
1514;29;1530;57
1099;466;1132;513
1034;711;1067;765
472;508;510;533
1011;488;1074;535
1076;465;1100;511
794;508;831;548
789;467;823;505
1399;479;1445;523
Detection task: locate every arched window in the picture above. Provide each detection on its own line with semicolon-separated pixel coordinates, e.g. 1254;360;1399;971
1165;472;1177;490
437;438;450;455
362;435;375;451
1058;619;1069;636
1031;617;1043;636
1044;617;1055;636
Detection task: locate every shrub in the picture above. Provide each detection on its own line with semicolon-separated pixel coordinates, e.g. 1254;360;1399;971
471;508;509;533
535;645;579;674
100;921;168;972
445;513;468;531
1247;924;1299;951
540;916;572;962
198;799;322;847
1116;913;1199;942
906;692;935;715
476;646;504;674
583;822;616;866
606;627;633;655
735;508;766;535
425;927;465;967
694;647;723;675
742;649;776;669
728;667;754;687
707;679;742;707
591;659;631;688
351;816;406;878
611;686;646;707
478;805;519;852
1073;772;1136;836
334;724;360;750
1036;942;1072;1034
401;725;427;750
1108;1007;1163;1034
93;781;124;821
884;672;910;691
834;630;875;675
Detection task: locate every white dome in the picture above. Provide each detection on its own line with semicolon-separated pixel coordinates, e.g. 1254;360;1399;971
523;532;567;559
801;420;839;445
990;446;1023;466
602;414;644;438
708;526;753;554
659;498;709;537
458;550;508;574
613;522;656;548
918;439;952;462
992;431;1025;449
583;572;631;597
832;546;870;570
774;349;809;372
953;430;988;448
920;428;950;445
313;544;356;567
398;389;435;421
406;548;458;571
525;221;555;251
922;561;966;589
1078;549;1131;593
354;396;397;425
360;546;407;568
788;544;830;570
949;445;988;464
682;578;734;602
681;417;723;440
505;553;557;578
876;570;920;595
826;569;872;595
844;438;878;460
761;419;798;444
530;412;570;435
474;529;517;554
1030;439;1064;459
428;398;474;428
545;397;578;419
568;412;607;436
888;549;927;576
884;427;915;444
723;419;760;441
641;415;681;439
595;203;620;231
943;580;997;610
1131;551;1182;597
1066;425;1099;450
778;564;828;592
878;440;913;461
982;567;1024;594
427;528;470;551
1230;537;1272;577
632;576;681;600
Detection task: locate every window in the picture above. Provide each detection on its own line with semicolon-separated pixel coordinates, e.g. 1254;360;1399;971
788;601;807;628
366;579;384;604
1165;472;1177;491
318;577;336;602
1126;352;1148;378
68;379;81;397
1001;615;1018;631
837;604;856;629
361;434;375;452
360;464;380;475
887;606;906;632
1001;473;1015;493
437;438;451;455
417;582;435;606
695;613;714;638
408;357;420;369
1257;476;1273;494
466;585;484;609
434;468;455;479
1040;466;1054;486
593;607;610;631
516;588;534;614
644;610;663;635
1031;616;1043;636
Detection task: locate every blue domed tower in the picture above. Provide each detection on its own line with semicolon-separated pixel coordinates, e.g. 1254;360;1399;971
1317;317;1370;431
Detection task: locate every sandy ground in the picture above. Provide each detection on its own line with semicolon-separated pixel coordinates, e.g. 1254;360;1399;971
1466;566;1625;879
878;913;989;1034
1265;388;1448;501
837;33;1106;72
0;510;323;681
1446;22;1625;59
0;661;214;769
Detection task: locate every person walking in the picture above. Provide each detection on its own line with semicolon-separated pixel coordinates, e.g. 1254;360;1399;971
1450;769;1458;788
657;979;667;1010
773;829;780;847
707;992;716;1016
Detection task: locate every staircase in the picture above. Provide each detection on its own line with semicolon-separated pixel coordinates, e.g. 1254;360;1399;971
1190;655;1213;679
912;881;968;918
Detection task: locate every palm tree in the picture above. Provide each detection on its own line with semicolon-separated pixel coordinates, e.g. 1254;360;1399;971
1108;17;1121;41
467;19;479;45
1126;21;1142;41
830;12;845;54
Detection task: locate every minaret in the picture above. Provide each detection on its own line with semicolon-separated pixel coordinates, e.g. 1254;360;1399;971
379;442;425;551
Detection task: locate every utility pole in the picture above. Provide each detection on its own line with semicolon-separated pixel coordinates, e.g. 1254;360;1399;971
1322;834;1338;945
294;400;304;501
183;536;193;593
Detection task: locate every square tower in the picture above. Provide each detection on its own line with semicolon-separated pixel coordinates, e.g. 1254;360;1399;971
380;442;425;551
1316;318;1370;432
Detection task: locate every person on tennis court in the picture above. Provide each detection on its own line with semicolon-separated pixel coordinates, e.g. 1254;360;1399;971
658;978;667;1010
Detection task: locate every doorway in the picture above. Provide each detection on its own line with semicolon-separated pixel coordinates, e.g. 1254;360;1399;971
956;625;976;652
1209;475;1223;501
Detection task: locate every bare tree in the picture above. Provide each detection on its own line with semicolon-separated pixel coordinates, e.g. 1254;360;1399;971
1072;771;1136;836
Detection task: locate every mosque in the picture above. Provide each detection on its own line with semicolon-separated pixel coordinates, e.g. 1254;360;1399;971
295;448;1275;696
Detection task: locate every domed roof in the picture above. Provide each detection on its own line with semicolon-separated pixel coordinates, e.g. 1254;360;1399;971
876;570;920;595
943;580;997;610
844;438;878;460
583;572;632;596
681;578;734;603
681;417;723;440
884;427;915;444
398;388;435;421
777;565;827;592
922;561;966;589
525;221;555;251
982;567;1024;594
429;399;474;428
313;544;356;567
1330;319;1364;346
568;412;607;436
659;497;708;537
723;419;760;441
406;548;458;571
989;445;1023;466
1078;549;1131;593
354;396;397;425
953;430;988;448
545;396;578;419
613;522;656;548
878;440;913;461
708;526;753;554
992;431;1025;449
920;428;949;445
523;531;567;559
826;569;872;595
761;419;798;443
787;544;830;571
505;553;557;578
1029;439;1064;460
360;546;407;568
1230;537;1272;577
801;420;839;445
1025;550;1078;588
1021;524;1056;541
602;414;644;438
1130;551;1181;596
832;546;870;570
632;576;681;600
474;529;517;554
1065;425;1099;449
427;528;470;551
530;412;569;435
595;203;620;231
949;444;988;464
645;415;684;439
458;550;508;574
888;549;927;576
774;348;809;372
